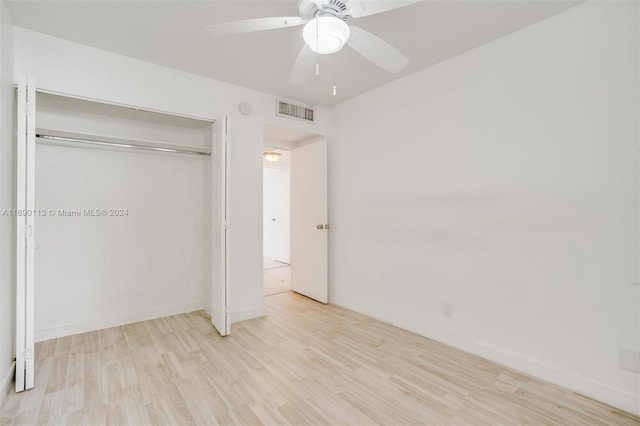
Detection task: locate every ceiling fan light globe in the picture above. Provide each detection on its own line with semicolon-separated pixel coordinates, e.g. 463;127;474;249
303;16;350;54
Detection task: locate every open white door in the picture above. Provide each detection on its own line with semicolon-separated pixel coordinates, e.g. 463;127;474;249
210;115;230;336
15;77;36;391
291;139;328;303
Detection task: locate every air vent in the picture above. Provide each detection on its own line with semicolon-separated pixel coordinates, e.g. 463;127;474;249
276;99;315;123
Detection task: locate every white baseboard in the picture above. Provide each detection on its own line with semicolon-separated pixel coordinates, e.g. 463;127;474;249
35;300;204;342
231;305;266;324
202;305;212;317
331;296;640;416
1;361;15;408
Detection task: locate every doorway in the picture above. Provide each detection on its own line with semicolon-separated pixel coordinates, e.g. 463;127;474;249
262;124;328;303
263;148;291;296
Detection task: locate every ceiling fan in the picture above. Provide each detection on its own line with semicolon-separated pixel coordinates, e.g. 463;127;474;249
205;0;418;84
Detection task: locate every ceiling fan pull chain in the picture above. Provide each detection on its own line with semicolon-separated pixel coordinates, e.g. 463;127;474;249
315;15;320;75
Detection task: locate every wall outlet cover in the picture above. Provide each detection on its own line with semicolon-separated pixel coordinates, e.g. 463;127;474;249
619;348;640;374
443;303;453;319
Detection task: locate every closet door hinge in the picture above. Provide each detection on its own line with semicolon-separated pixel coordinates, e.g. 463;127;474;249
22;347;33;361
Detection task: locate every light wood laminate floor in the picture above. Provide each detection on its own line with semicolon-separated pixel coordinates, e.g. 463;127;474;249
2;292;638;425
263;258;288;270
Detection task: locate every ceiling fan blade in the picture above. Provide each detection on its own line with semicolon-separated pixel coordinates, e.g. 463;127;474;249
348;26;409;73
289;45;317;85
205;17;305;36
346;0;420;18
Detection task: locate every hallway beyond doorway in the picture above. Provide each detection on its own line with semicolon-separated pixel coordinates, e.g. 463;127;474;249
263;257;290;296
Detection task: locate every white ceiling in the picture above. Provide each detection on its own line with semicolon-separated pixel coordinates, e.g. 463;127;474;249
6;1;580;107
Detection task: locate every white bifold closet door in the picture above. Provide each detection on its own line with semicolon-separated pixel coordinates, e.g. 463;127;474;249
211;115;230;336
15;76;36;392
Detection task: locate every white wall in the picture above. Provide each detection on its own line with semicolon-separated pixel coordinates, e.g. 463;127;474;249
329;1;639;415
13;27;330;325
34;143;207;341
0;0;14;405
36;92;213;149
10;1;639;415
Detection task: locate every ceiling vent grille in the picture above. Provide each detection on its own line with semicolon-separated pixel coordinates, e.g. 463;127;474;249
277;98;315;123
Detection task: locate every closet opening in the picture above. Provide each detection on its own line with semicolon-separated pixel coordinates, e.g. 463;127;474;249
14;89;230;388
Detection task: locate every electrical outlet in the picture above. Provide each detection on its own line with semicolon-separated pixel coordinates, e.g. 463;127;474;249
443;303;453;319
619;348;640;373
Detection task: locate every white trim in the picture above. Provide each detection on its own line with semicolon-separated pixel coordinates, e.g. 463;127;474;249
263;138;295;151
15;76;26;393
202;305;212;317
34;300;204;342
331;296;640;416
0;362;15;407
223;115;231;335
294;136;326;148
24;77;35;390
231;305;266;324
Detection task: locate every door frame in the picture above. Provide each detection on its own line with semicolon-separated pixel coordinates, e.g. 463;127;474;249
261;126;328;303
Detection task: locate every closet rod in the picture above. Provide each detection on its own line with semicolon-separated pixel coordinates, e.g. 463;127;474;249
36;134;211;157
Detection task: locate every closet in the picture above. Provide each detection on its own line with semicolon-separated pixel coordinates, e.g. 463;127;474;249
15;82;229;391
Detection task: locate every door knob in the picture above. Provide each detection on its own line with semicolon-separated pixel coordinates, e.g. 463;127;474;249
316;224;324;230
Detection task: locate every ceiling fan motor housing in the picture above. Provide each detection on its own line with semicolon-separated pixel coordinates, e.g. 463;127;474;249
298;0;351;22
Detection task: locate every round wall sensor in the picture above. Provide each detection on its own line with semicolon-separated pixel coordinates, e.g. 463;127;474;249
238;102;252;116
